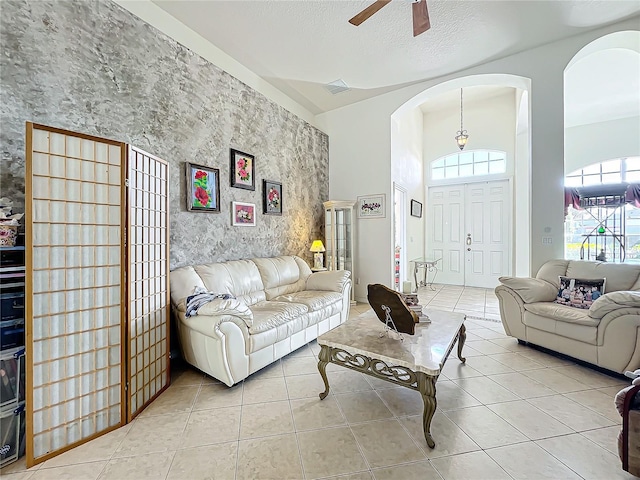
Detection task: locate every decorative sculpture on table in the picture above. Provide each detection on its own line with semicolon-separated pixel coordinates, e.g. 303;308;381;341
367;283;418;335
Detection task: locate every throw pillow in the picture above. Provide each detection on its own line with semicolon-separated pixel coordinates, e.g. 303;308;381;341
555;276;606;309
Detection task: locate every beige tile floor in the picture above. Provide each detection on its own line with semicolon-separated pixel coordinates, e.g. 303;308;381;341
2;285;636;480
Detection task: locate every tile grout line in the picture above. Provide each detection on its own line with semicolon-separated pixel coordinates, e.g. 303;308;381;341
158;379;199;479
283;359;309;480
233;379;245;480
332;392;375;478
532;436;592;480
371;386;429;459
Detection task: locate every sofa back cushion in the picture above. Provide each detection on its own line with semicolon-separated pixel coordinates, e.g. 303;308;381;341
537;260;640;293
566;261;640;293
252;256;311;300
536;260;570;286
194;260;266;305
169;265;206;306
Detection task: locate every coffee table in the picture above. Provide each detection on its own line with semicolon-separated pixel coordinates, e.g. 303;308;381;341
317;309;466;448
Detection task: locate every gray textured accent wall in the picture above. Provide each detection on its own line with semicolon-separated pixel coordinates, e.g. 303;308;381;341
0;0;328;269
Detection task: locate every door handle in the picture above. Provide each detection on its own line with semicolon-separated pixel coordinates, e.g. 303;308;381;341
466;234;472;246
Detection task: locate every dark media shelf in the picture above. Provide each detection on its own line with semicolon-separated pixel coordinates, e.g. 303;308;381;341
0;239;26;466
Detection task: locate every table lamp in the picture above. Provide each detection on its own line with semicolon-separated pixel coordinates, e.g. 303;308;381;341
310;240;326;270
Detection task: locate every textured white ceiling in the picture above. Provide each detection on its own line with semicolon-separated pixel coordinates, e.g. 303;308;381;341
152;0;640;115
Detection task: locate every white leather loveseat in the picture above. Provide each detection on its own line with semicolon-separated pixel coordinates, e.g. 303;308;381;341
170;255;352;386
495;259;640;374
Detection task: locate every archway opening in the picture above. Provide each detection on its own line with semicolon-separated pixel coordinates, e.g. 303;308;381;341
390;74;532;287
563;31;640;263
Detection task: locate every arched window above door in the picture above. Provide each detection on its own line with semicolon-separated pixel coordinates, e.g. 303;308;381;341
431;150;507;180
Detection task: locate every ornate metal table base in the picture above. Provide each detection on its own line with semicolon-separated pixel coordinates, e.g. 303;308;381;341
318;324;466;448
412;259;441;292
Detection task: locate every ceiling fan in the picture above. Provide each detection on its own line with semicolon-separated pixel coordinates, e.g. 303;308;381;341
349;0;431;37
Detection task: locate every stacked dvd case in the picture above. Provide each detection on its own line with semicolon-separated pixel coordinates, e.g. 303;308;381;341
0;244;25;466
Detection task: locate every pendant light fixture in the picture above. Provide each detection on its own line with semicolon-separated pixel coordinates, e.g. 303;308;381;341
455;88;469;150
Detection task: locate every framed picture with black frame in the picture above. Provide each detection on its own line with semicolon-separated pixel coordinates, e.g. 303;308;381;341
230;148;255;191
410;199;422;218
263;180;282;215
186;162;220;213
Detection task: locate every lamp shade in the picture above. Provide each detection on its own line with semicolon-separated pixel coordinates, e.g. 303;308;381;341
310;240;325;252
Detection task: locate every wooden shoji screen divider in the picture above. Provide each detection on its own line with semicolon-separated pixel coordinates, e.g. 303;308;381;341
126;146;170;421
25;123;170;466
25;123;127;466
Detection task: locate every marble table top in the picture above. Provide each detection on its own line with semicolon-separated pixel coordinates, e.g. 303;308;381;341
318;309;465;376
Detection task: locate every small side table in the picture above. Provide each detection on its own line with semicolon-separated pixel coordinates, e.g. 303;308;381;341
411;257;442;292
311;267;328;272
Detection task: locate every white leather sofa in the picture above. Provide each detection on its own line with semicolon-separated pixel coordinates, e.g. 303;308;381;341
495;259;640;374
170;255;352;386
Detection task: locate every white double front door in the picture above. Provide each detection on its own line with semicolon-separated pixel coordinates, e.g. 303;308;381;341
427;180;511;288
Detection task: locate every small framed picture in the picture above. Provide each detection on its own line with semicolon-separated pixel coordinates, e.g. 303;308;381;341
230;148;255;190
410;199;423;218
231;201;256;227
357;194;385;218
263;180;282;215
186;162;220;213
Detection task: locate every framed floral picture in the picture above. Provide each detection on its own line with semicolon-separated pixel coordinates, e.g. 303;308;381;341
263;180;282;215
186;162;220;212
230;148;255;190
357;194;386;218
231;201;256;227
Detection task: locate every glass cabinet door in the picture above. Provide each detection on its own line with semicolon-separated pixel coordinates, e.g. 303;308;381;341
323;201;355;303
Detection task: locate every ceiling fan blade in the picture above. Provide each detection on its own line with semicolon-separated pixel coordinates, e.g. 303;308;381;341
348;0;392;26
412;0;431;36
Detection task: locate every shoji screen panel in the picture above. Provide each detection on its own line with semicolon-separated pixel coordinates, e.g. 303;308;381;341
25;123;127;465
127;146;170;420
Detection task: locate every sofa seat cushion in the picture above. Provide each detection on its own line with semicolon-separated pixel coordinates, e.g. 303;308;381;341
247;300;308;352
524;302;600;327
248;301;309;335
523;311;598;345
273;290;342;313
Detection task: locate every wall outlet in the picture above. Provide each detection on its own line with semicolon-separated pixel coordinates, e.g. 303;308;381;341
356;277;360;285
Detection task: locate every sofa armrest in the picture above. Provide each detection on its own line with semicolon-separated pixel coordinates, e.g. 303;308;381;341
177;309;251;341
497;276;558;303
589;291;640;319
175;297;254;327
306;269;351;292
616;381;640;416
